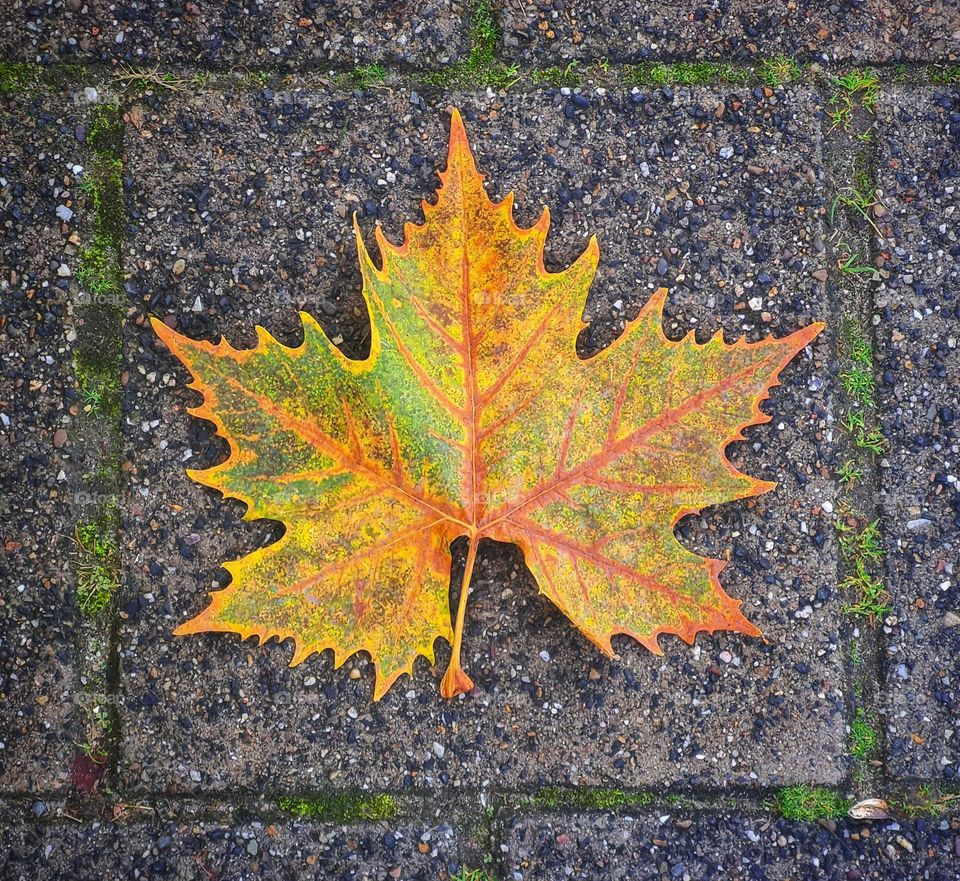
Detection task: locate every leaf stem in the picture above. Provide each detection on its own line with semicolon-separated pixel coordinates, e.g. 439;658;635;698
440;531;478;698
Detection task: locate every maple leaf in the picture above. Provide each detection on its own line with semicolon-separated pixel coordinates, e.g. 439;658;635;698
152;109;823;700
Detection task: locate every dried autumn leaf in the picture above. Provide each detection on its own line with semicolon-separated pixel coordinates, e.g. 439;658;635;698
153;109;823;700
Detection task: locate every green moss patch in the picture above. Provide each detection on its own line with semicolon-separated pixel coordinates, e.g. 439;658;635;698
277;793;397;822
74;506;120;616
774;786;850;820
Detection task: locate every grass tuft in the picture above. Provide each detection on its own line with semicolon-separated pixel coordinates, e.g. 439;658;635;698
841;556;890;620
529;61;582;88
931;65;960;85
758;56;801;86
451;871;497;881
827;69;878;131
898;784;960;818
351;63;387;89
836;460;863;485
840;411;885;454
838;518;883;562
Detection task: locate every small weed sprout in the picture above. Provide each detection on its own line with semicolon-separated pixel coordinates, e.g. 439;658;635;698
841;556;890;620
758;56;801;86
837;460;863;485
351;64;388;90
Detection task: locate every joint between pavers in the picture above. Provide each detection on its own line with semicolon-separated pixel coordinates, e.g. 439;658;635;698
8;60;960;99
67;95;129;799
818;70;892;799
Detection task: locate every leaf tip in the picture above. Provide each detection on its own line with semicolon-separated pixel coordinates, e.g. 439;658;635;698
448;106;467;143
173;612;209;637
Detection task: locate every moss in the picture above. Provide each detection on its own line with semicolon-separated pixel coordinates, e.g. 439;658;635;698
77;103;126;317
774;786;850;820
277;793;397;822
528;787;654;810
0;61;36;95
89;104;124;152
74;505;120;616
850;708;879;759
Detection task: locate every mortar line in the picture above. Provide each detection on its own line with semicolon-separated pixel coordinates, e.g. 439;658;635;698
817;70;890;802
8;59;960;98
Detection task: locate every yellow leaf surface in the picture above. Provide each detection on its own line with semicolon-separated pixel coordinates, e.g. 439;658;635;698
153;109;823;700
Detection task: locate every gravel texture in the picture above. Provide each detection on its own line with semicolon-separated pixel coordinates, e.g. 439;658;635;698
501;0;960;65
876;87;960;781
0;85;85;793
0;807;465;880
501;810;960;880
119;85;842;794
1;1;469;68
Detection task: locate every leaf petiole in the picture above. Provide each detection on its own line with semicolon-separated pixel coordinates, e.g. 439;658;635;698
440;532;479;698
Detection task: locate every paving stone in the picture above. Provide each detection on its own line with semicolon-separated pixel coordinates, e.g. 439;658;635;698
501;810;960;880
0;809;464;880
2;1;470;68
876;87;960;780
0;86;86;793
120;84;841;794
501;1;960;65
